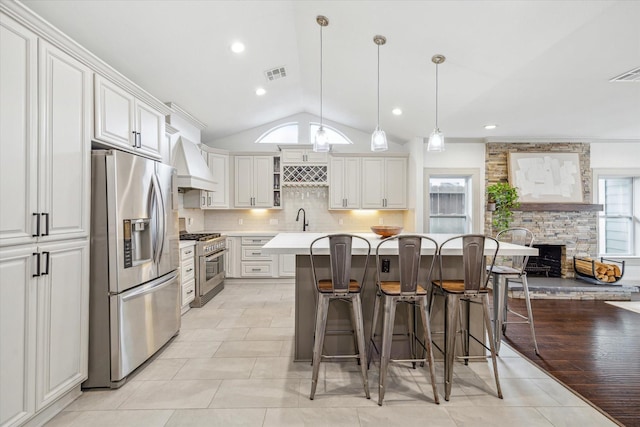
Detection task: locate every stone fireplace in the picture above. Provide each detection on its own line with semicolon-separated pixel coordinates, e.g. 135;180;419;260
525;244;567;277
485;143;598;278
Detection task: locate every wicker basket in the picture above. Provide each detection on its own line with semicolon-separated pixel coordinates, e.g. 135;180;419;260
573;256;625;284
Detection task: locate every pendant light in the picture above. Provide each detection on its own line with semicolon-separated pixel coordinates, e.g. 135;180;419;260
371;35;388;152
427;54;446;152
313;15;330;153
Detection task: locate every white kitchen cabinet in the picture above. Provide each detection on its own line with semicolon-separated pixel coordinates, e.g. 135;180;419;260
361;157;407;209
329;156;361;209
0;239;89;426
179;245;196;314
234;156;274;208
1;20;91;248
278;253;296;277
183;149;230;210
281;148;327;164
240;236;275;278
0;245;36;427
225;237;240;278
94;74;165;160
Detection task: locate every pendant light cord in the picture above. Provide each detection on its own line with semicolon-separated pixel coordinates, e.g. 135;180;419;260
435;62;439;129
319;24;323;127
377;43;380;127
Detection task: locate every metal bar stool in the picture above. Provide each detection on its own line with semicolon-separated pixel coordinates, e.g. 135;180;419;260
368;235;440;406
309;234;371;400
488;227;539;355
429;234;502;401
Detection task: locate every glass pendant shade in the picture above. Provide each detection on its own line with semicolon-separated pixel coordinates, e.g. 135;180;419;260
313;126;330;152
371;126;388;151
427;128;445;152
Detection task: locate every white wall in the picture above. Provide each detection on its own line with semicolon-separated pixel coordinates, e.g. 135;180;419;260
205;112;407;153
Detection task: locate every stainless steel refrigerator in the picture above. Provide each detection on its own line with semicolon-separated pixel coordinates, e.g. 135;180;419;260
85;149;180;388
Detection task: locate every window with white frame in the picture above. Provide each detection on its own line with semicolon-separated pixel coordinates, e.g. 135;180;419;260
428;176;471;233
255;122;353;145
598;176;638;255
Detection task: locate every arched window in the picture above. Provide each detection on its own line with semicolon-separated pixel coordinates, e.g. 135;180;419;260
255;122;353;145
309;123;352;145
255;122;298;144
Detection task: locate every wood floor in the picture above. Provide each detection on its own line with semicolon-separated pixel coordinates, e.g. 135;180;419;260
500;296;640;427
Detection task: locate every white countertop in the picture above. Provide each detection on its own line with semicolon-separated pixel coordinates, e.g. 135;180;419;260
213;231;279;237
261;232;538;256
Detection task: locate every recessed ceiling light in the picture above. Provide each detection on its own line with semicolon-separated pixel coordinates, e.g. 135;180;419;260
255;87;266;96
230;42;245;53
392;108;402;116
484;124;498;130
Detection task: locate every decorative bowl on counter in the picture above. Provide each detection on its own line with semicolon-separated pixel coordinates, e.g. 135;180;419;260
370;226;403;238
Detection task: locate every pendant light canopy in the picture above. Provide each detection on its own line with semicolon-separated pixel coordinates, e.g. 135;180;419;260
371;35;388;152
427;54;446;152
313;15;330;153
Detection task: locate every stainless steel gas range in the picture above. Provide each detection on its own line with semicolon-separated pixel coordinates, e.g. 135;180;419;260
179;232;226;307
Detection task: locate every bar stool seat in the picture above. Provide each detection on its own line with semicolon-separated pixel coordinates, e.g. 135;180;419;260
368;235;440;406
309;234;371;401
430;234;502;402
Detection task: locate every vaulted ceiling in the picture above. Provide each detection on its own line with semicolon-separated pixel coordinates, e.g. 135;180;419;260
22;0;640;144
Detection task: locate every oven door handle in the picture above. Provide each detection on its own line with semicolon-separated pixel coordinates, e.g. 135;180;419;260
205;249;227;262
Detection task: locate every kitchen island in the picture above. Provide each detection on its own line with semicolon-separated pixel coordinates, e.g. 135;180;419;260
261;232;538;361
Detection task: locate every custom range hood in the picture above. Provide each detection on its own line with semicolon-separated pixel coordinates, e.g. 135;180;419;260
172;137;216;191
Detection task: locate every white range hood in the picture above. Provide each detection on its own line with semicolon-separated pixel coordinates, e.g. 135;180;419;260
172;137;216;192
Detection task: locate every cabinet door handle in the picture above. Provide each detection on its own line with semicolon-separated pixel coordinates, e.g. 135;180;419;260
32;252;41;277
32;213;40;237
137;132;142;148
131;131;137;148
202;195;206;205
42;251;50;275
208;195;212;205
42;213;49;236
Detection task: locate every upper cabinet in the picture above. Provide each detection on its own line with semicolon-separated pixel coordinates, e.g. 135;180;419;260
234;155;274;208
361;157;407;209
184;148;230;210
1;17;92;247
329;156;361;209
281;148;328;164
94;75;165;160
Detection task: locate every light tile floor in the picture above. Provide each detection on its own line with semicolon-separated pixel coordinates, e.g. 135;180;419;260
46;280;617;427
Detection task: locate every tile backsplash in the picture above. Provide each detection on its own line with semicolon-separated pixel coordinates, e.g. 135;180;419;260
202;192;405;233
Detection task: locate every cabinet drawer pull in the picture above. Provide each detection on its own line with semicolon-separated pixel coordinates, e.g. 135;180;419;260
42;213;49;236
185;250;192;255
186;268;193;273
251;252;261;255
251;268;261;272
32;213;40;237
32;252;41;277
42;251;50;275
186;289;194;294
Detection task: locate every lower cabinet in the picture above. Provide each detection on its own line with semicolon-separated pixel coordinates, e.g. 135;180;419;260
278;253;296;277
240;236;275;278
0;239;89;427
179;245;195;314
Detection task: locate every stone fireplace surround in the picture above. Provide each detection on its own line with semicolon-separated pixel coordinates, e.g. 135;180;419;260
485;143;597;278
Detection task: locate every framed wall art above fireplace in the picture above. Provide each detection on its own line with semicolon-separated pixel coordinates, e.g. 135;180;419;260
508;152;583;203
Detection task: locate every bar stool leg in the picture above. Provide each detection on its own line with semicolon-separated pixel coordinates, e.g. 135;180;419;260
521;275;540;355
378;295;397;406
482;293;503;399
444;295;460;401
368;291;382;369
419;297;440;404
352;294;370;399
406;303;416;367
494;275;507;354
310;296;330;400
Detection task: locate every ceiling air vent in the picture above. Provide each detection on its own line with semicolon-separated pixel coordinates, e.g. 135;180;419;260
609;66;640;82
264;66;287;81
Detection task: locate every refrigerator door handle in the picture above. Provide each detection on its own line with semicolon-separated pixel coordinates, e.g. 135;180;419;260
151;173;166;266
120;270;178;302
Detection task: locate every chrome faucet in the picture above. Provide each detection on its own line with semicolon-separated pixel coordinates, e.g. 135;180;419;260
296;208;309;231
